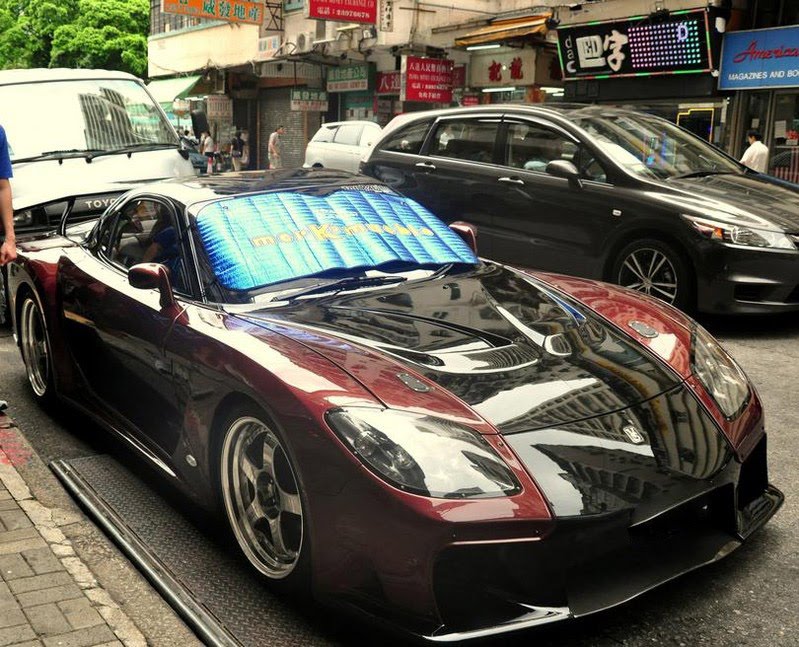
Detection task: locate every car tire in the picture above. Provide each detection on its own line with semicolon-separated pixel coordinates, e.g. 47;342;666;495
18;293;56;404
611;238;694;312
218;404;310;592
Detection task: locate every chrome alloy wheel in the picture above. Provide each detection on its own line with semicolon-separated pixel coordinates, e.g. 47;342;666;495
221;416;303;579
618;247;678;304
20;297;50;397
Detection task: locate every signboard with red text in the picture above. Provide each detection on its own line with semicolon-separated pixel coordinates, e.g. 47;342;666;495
469;48;536;87
376;71;401;95
306;0;377;24
401;56;453;103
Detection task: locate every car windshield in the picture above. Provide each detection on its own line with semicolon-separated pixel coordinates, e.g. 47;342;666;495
572;112;742;180
192;187;479;295
0;79;178;161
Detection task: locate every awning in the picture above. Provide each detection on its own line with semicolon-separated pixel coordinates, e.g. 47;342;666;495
146;75;202;105
455;15;549;48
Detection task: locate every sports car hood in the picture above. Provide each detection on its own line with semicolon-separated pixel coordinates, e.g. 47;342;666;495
656;172;799;232
239;264;683;434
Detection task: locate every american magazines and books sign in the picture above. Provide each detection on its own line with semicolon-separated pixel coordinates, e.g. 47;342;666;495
161;0;264;25
307;0;377;24
401;56;453;103
719;25;799;90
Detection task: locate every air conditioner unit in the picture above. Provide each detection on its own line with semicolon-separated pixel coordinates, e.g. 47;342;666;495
295;31;315;53
213;71;225;94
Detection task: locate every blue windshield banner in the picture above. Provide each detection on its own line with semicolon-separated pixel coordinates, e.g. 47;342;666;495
196;189;478;291
719;26;799;90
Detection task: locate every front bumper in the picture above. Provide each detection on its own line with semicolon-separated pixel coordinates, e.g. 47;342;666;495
695;240;799;314
424;434;782;642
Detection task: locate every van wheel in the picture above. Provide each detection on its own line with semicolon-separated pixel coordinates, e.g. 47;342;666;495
611;239;693;312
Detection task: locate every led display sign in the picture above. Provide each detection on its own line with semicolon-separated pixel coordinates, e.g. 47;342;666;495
558;9;713;80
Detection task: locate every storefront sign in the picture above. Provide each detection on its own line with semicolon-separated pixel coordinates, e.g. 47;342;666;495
206;95;233;119
256;35;282;61
376;71;401;95
558;9;712;80
306;0;377;24
327;64;370;92
284;0;303;10
719;26;799;90
290;89;329;111
401;56;453;103
451;65;466;88
461;94;480;106
469;48;536;87
161;0;264;25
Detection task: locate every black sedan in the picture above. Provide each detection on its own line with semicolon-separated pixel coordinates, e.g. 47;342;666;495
361;104;799;314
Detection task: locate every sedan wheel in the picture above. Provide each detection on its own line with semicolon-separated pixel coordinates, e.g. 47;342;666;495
19;296;53;400
220;414;305;581
613;239;693;311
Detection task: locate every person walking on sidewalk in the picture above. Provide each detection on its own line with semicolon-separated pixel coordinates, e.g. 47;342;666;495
201;130;215;174
230;131;245;171
268;125;284;169
0;123;15;267
740;129;769;173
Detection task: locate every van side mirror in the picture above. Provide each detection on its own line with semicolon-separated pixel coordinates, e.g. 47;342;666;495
546;160;583;189
449;221;478;254
129;263;177;310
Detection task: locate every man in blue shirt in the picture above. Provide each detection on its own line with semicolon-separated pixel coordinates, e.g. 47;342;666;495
0;125;15;266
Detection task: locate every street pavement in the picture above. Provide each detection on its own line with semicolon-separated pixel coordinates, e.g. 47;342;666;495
0;312;797;646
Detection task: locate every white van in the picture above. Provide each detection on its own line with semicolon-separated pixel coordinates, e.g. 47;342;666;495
0;68;196;234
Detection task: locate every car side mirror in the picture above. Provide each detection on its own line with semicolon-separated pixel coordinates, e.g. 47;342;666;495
546;160;583;189
128;263;177;311
449;221;478;254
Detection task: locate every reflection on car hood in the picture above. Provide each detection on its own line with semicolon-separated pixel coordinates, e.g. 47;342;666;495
239;264;682;434
662;173;799;231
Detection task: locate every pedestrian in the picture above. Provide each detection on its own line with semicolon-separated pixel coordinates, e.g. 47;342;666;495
268;125;284;169
0;123;14;325
740;129;769;173
0;123;15;268
201;130;215;174
230;130;245;171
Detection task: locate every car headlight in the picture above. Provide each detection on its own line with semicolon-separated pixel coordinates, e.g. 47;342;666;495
326;407;521;498
683;214;796;250
13;210;33;226
691;325;750;419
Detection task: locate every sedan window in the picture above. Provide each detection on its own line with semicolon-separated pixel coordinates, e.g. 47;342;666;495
312;125;338;143
377;121;431;155
504;123;578;172
334;124;364;146
430;119;499;164
105;199;189;294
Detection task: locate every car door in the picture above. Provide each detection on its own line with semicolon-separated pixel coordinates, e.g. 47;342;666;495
404;115;514;258
306;124;338;167
59;196;193;462
490;117;621;277
331;122;365;172
357;123;381;167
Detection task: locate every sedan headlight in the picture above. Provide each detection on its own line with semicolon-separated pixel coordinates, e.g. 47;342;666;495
691;325;750;419
326;407;521;498
683;214;796;250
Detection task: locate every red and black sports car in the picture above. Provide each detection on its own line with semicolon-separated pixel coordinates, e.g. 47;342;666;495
8;170;783;641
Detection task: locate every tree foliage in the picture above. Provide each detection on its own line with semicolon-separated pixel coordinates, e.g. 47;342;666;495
0;0;149;77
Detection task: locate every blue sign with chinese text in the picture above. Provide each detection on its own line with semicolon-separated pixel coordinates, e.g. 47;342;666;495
719;26;799;90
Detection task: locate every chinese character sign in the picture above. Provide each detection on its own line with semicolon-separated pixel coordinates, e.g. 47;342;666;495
307;0;377;24
162;0;264;24
469;49;535;87
558;9;711;79
376;71;401;95
401;56;453;103
290;89;329;111
327;64;371;92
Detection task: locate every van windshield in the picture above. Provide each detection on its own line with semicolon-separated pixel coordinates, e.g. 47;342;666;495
0;78;178;161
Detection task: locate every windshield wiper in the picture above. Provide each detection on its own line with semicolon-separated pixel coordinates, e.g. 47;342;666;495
13;149;105;163
669;170;740;180
88;142;179;160
281;274;408;302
